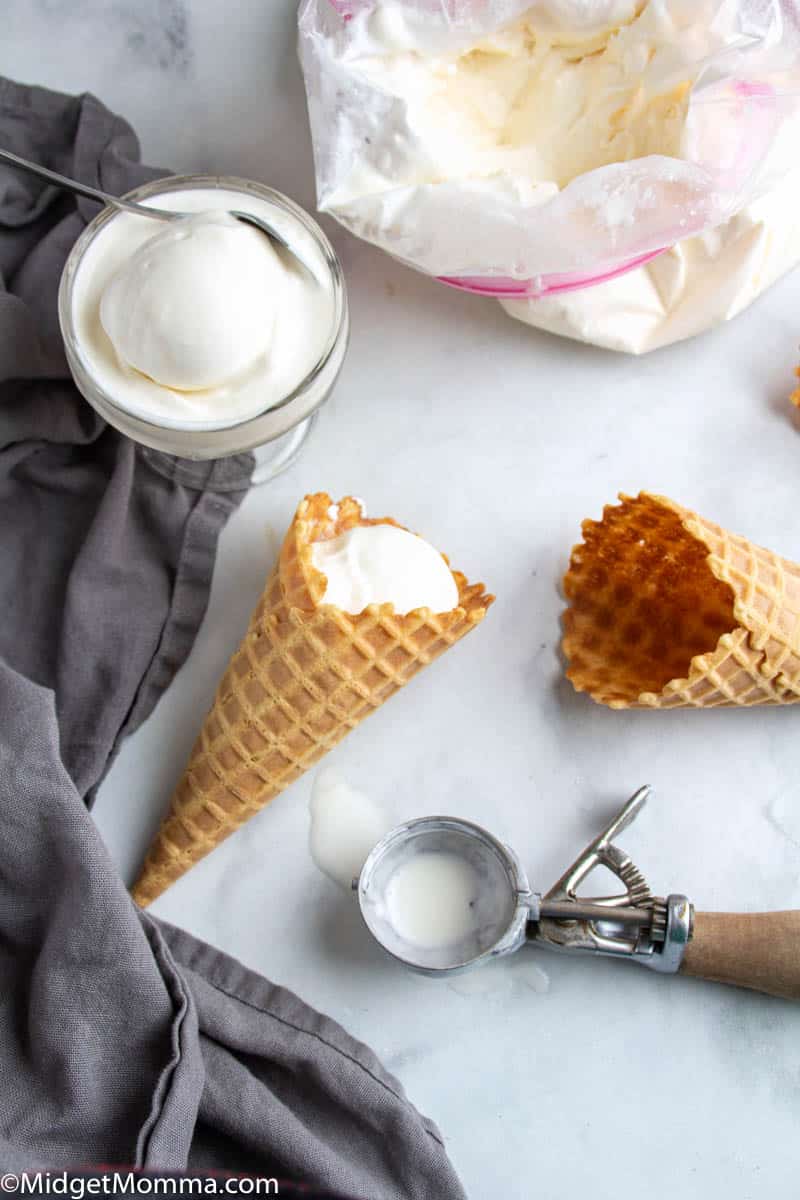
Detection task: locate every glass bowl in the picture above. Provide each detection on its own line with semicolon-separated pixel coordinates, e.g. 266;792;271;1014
58;174;349;487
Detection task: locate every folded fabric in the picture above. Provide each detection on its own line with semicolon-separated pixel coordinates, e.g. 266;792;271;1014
0;77;465;1200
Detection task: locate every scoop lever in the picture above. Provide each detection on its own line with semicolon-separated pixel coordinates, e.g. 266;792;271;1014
532;786;692;971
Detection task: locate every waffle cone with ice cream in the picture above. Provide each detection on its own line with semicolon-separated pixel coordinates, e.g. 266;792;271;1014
562;492;800;708
132;493;493;906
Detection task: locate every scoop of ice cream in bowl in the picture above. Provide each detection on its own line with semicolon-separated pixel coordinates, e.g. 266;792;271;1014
59;175;349;486
98;210;285;394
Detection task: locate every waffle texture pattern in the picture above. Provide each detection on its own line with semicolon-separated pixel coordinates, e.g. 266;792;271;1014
133;494;493;905
563;492;800;709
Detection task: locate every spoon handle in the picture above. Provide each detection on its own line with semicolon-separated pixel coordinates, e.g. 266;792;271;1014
0;146;172;220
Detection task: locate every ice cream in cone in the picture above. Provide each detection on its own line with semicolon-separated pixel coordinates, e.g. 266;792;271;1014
132;493;493;906
562;492;800;709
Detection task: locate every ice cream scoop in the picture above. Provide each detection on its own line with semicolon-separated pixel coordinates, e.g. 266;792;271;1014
357;787;800;1001
100;211;283;392
311;523;459;614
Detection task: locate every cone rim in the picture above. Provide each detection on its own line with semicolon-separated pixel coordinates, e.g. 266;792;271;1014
286;491;494;621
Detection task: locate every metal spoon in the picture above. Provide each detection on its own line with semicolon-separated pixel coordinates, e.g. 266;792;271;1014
0;146;319;280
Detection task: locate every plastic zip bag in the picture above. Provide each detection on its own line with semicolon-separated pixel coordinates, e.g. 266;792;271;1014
298;0;800;300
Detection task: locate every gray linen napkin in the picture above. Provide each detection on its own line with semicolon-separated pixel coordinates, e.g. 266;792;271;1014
0;77;466;1200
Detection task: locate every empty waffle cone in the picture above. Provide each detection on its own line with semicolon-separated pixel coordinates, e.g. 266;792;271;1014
132;493;493;906
562;492;800;709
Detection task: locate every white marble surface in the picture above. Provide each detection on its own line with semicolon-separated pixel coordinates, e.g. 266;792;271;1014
5;3;800;1197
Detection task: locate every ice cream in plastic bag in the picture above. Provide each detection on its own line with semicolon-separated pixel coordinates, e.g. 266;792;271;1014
298;0;800;352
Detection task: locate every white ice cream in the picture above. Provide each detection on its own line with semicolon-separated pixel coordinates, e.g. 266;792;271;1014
332;2;703;203
385;852;484;950
311;523;459;614
502;172;800;352
309;769;391;890
70;186;336;429
100;211;282;392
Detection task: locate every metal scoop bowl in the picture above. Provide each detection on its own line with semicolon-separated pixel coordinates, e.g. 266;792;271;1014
358;817;532;975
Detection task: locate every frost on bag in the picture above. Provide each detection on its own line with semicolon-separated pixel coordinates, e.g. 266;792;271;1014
298;0;800;305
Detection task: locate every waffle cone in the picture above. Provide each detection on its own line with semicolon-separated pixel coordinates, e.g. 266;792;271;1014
562;492;800;709
132;494;493;905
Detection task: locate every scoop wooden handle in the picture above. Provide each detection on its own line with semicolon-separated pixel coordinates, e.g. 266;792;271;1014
680;911;800;1001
